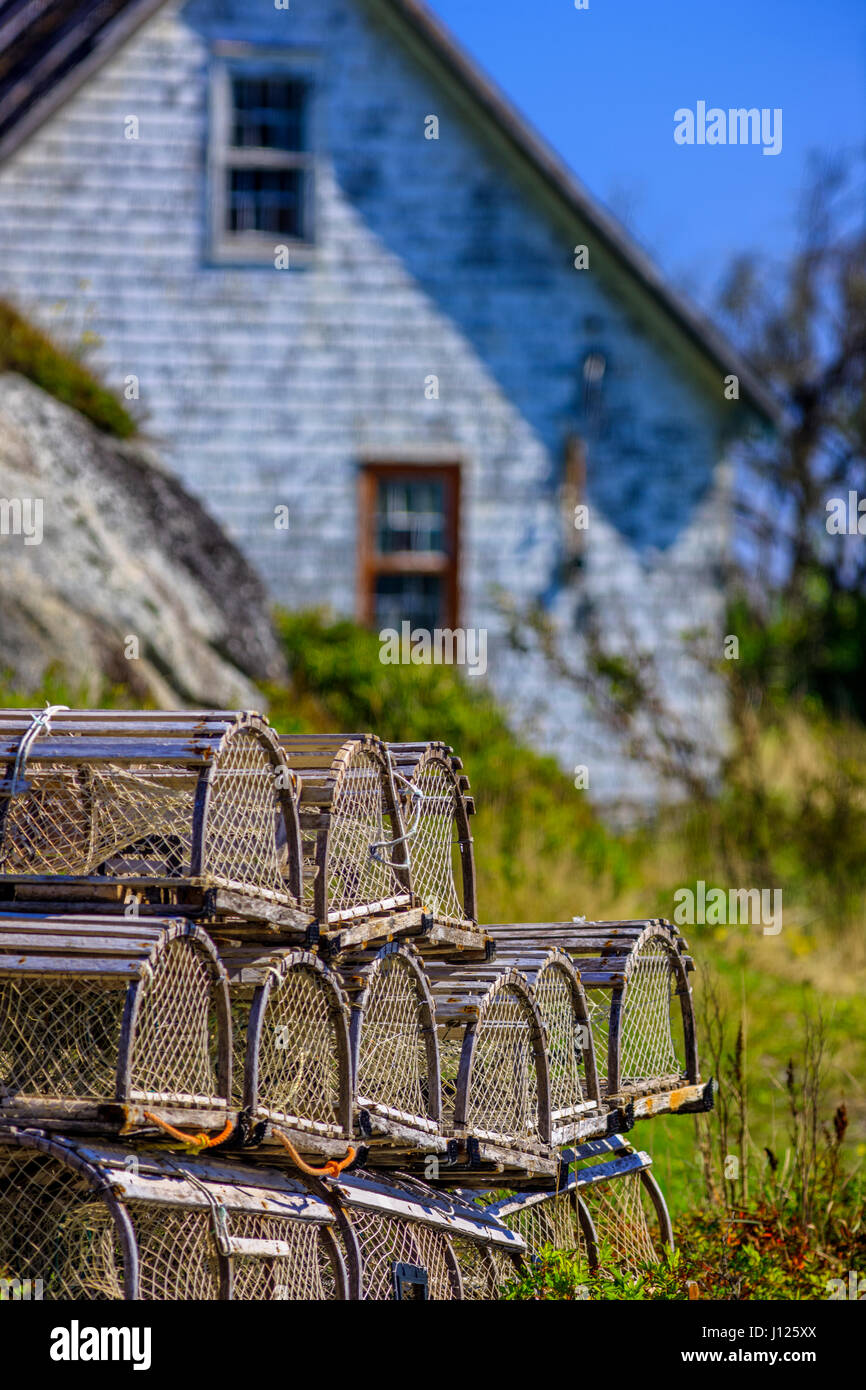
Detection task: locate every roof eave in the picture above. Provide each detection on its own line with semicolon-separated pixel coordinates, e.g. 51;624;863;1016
0;0;171;168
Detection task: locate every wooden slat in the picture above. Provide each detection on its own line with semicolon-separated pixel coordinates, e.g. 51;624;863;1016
0;738;211;762
0;933;156;954
0;955;143;976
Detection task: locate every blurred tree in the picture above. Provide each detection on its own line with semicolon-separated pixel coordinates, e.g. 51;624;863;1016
718;153;866;602
718;153;866;719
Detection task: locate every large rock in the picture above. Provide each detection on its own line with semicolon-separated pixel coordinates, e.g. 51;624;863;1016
0;372;287;706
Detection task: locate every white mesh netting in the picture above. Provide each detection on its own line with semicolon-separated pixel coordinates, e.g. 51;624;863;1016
534;963;584;1115
347;1207;456;1300
355;953;432;1122
403;757;465;923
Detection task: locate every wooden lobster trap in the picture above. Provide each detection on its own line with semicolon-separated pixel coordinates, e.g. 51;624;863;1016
579;1154;673;1275
0;915;231;1136
330;1169;524;1300
0;1129;347;1300
0;709;304;922
485;1134;673;1278
387;741;477;928
493;945;601;1145
341;943;445;1157
221;945;353;1160
490;921;703;1115
427;963;556;1181
448;1230;523;1299
279;735;422;937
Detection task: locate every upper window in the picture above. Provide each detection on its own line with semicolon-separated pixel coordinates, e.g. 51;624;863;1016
210;63;315;261
359;465;460;632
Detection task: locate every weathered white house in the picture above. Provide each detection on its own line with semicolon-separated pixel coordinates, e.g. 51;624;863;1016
0;0;776;807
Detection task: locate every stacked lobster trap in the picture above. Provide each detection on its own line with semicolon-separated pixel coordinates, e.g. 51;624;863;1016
0;704;712;1301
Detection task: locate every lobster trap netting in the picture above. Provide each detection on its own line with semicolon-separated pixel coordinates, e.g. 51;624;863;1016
0;976;126;1100
438;1030;462;1118
0;758;196;877
126;1202;221;1300
534;964;584;1114
130;940;222;1102
347;1207;456;1300
582;1172;659;1272
503;1193;585;1262
355;953;432;1121
311;746;405;915
450;1236;519;1300
233;965;345;1128
464;985;539;1141
405;757;465;923
203;729;289;897
620;940;681;1084
229;1211;341;1301
585;991;611;1083
0;1149;126;1300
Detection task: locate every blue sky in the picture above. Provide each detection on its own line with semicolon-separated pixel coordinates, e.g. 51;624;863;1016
430;0;865;309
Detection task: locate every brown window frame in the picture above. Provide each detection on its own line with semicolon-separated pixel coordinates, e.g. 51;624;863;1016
358;463;461;630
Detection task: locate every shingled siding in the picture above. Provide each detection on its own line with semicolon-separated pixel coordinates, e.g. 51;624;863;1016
0;0;735;806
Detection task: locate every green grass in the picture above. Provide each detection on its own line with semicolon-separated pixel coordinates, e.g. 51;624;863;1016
0;300;136;437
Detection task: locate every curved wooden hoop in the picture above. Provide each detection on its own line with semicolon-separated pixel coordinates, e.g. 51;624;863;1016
0;1130;141;1300
196;715;303;903
456;968;551;1146
608;923;697;1094
533;950;601;1109
347;942;442;1127
117;921;232;1106
244;948;352;1137
401;744;476;922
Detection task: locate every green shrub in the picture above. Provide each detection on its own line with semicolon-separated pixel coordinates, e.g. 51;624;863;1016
264;609;637;918
0;300;136;438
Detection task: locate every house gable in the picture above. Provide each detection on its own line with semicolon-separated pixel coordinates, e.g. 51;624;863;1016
0;0;777;427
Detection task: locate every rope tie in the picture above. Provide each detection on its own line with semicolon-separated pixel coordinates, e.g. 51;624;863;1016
272;1128;356;1178
142;1113;234;1153
370;768;424;871
1;702;69;799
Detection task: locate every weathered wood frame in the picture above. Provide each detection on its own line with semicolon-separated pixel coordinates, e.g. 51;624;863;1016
0;1130;349;1300
486;1133;674;1271
225;946;353;1144
327;1168;524;1301
0;710;304;908
430;964;552;1154
494;946;601;1142
489;920;699;1102
578;923;698;1099
0;1128;140;1298
343;941;443;1145
0;915;232;1132
387;740;477;925
280;734;413;927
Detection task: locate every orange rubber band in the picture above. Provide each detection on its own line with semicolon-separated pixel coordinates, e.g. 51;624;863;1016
273;1129;356;1177
143;1113;234;1150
